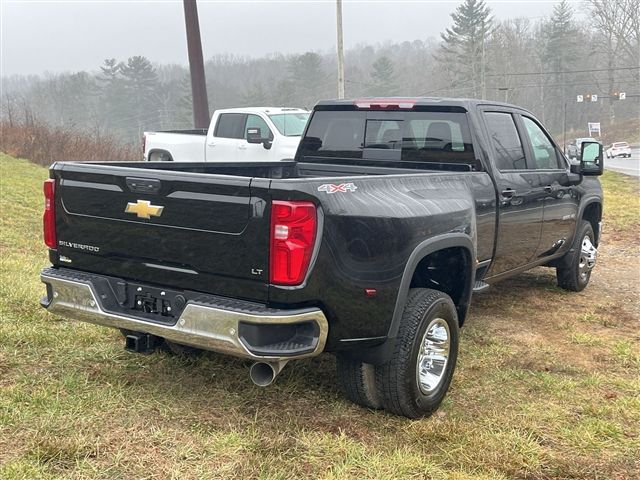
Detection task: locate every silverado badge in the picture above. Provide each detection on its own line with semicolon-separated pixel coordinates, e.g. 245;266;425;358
125;200;164;219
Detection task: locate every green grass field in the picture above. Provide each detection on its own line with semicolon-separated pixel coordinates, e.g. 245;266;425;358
1;153;639;479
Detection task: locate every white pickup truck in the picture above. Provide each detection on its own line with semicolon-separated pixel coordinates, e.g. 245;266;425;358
143;107;310;162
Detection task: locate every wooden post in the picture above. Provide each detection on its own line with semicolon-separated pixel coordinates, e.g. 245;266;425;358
183;0;210;128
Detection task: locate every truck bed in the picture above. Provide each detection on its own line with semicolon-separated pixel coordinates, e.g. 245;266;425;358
48;158;497;345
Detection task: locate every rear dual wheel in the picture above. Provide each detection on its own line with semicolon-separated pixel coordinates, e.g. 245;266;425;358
337;288;459;418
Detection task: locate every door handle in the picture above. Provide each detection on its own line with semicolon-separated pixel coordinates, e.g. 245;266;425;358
238;144;247;150
501;188;515;199
207;142;215;147
544;185;554;193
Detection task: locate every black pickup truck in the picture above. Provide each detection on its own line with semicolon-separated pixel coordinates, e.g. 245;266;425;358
40;98;604;418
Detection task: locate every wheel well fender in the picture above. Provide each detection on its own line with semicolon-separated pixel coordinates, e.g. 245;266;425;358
147;149;173;162
388;234;476;339
579;200;602;246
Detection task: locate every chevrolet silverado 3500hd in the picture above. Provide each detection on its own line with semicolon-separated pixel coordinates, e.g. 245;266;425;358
40;98;604;418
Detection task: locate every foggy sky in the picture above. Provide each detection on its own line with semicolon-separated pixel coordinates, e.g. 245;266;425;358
1;1;563;76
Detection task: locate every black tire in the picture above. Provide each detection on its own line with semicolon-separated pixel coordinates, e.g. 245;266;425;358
336;355;382;409
376;288;459;419
556;220;597;292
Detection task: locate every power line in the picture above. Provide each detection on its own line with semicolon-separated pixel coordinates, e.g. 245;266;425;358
491;79;640;90
486;66;640;78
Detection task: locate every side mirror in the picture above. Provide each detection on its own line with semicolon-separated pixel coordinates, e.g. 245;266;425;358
246;127;264;144
580;141;604;176
246;127;272;150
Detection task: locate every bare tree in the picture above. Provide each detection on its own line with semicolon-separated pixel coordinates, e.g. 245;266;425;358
587;0;640;124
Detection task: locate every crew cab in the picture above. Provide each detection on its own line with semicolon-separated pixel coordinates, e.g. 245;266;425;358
143;107;310;162
40;98;604;418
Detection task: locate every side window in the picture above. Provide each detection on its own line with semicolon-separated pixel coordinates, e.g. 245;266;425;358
214;114;246;139
521;116;561;169
483;112;527;171
245;114;273;141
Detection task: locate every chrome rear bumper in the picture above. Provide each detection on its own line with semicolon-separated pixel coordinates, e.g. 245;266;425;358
40;269;328;361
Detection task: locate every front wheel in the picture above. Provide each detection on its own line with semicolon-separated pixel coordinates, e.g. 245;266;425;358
557;220;597;292
376;288;459;419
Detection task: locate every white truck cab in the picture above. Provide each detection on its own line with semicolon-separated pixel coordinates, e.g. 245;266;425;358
143;107;310;162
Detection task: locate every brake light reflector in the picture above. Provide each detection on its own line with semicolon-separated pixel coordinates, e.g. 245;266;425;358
354;98;417;110
270;200;317;285
43;179;57;249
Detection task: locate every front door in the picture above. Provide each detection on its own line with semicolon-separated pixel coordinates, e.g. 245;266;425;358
237;114;274;162
482;110;547;276
519;114;580;258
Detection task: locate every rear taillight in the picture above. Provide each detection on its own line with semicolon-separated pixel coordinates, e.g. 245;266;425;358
142;134;146;155
43;179;57;249
270;200;317;286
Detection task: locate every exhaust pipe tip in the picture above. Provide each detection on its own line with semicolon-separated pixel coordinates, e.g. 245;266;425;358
250;362;276;387
249;361;287;387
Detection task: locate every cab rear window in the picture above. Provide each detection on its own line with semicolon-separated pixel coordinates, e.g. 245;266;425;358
298;110;477;170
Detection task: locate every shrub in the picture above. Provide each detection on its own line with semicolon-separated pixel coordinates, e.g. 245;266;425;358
0;120;139;166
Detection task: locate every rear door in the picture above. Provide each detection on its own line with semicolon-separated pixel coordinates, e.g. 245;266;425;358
481;109;546;276
53;163;270;301
206;113;245;161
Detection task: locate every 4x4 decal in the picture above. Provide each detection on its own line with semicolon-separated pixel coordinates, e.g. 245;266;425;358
317;183;357;194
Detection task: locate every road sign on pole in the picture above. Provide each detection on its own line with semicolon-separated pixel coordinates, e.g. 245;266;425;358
619;92;626;100
577;95;584;103
588;122;601;136
591;94;598;102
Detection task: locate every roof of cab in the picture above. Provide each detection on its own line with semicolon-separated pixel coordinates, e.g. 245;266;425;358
215;107;309;115
314;97;529;112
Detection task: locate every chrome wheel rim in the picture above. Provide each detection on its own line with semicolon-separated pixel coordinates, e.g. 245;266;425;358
416;318;450;394
579;235;597;282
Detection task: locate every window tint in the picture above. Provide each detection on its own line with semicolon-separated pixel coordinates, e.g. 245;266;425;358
245;114;273;140
299;110;475;169
521;116;560;169
483;112;526;170
269;113;310;136
299;111;365;159
364;120;402;149
214;113;245;139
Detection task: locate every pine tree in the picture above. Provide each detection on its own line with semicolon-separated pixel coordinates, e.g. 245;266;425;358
119;56;160;140
370;56;396;96
97;58;127;137
541;1;579;72
289;52;326;106
242;82;268;106
176;74;193;126
539;0;579;131
438;0;493;98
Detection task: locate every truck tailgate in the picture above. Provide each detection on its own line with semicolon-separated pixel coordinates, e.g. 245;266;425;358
52;163;270;302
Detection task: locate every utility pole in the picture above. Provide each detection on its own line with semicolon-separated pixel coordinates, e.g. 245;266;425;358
563;100;567;150
183;0;210;128
336;0;345;99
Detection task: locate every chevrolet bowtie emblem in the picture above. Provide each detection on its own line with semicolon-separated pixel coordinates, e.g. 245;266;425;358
125;200;164;219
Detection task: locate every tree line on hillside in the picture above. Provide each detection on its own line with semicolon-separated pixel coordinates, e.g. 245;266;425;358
2;0;638;148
